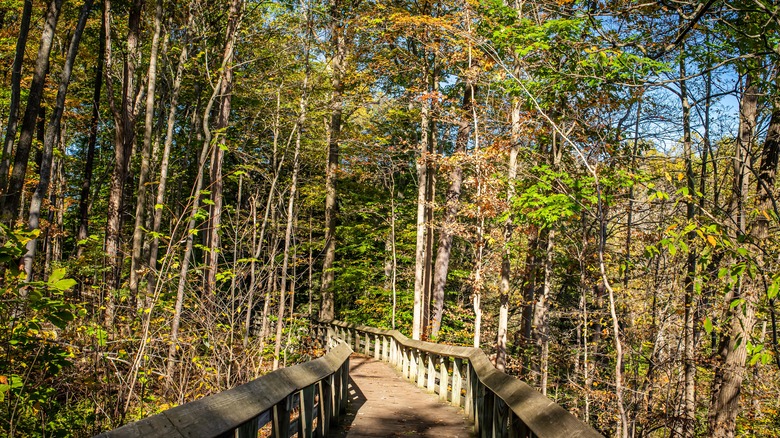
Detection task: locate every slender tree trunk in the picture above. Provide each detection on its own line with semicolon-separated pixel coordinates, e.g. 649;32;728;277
390;175;398;329
245;88;285;345
205;0;244;300
422;105;436;338
319;0;346;322
103;0;145;324
0;0;33;192
130;0;163;302
707;70;763;438
147;8;193;297
520;226;539;374
274;14;309;367
166;76;221;379
2;0;64;224
430;83;473;339
23;0;93;280
678;51;697;437
413;65;431;341
497;93;521;371
77;12;105;258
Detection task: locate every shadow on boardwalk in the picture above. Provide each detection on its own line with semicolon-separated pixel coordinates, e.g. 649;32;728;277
328;354;474;438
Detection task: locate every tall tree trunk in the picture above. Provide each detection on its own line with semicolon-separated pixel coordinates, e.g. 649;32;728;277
130;0;163;302
678;49;697;437
245;86;285;345
497;93;521;371
472;129;485;349
0;0;33;192
273;84;307;371
413;64;432;341
2;0;64;224
430;83;473;339
103;0;145;325
23;0;93;280
205;0;243;301
77;10;105;258
707;70;763;438
166;78;220;379
147;7;193;297
319;0;346;322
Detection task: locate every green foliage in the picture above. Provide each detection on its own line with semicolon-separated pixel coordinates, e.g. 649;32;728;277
512;165;595;229
0;226;89;437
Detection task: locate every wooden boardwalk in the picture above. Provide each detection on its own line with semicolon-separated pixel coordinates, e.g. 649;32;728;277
328;354;475;438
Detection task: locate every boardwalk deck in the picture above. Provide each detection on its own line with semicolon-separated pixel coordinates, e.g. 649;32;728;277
329;354;475;438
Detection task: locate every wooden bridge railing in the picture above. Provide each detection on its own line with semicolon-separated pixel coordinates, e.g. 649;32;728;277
315;320;604;438
97;340;352;438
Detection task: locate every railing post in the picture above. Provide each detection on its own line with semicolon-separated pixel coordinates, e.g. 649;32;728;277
363;332;370;355
317;377;332;436
493;394;508;438
345;328;352;347
374;335;381;360
272;395;292;438
416;350;425;388
465;363;475;422
427;353;436;392
332;369;342;424
411;349;418;382
452;358;462;407
382;336;389;361
439;355;448;402
235;417;259;438
481;388;494;438
340;358;350;416
299;385;315;438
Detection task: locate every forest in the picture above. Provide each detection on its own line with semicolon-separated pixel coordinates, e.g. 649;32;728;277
0;0;779;436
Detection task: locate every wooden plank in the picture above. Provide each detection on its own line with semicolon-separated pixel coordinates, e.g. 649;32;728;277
427;353;436;392
272;395;291;438
299;385;315;438
318;376;332;436
439;355;448;402
416;350;425;388
452;358;462;408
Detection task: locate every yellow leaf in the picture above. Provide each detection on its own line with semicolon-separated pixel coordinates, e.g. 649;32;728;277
706;235;717;247
678;173;684;181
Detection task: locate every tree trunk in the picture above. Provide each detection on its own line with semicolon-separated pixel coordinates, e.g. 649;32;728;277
0;0;33;193
205;0;243;301
274;13;309;368
413;65;432;341
166;76;221;379
430;83;473;339
77;9;105;258
23;0;93;280
497;91;521;371
103;0;145;325
147;7;193;297
245;86;285;345
707;73;760;438
678;50;697;437
2;0;64;224
319;0;346;322
130;0;163;302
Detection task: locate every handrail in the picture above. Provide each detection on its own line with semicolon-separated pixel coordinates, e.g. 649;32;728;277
315;320;604;438
96;341;352;438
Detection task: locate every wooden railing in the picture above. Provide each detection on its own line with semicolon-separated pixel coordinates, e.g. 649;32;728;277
315;320;604;438
96;340;352;438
